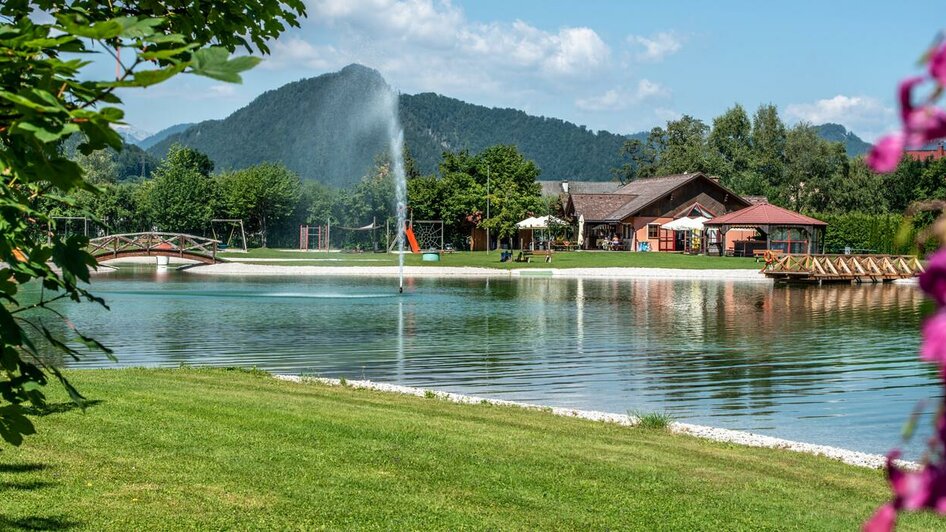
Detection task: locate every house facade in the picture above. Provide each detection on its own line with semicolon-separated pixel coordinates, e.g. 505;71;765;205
565;173;753;251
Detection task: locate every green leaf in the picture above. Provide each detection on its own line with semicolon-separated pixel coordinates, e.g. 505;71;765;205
119;17;163;39
56;15;126;40
14;121;80;143
0;405;36;446
0;90;61;112
190;47;261;83
131;64;187;87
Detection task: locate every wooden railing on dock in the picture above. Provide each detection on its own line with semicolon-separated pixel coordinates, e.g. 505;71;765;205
89;232;223;264
762;254;923;283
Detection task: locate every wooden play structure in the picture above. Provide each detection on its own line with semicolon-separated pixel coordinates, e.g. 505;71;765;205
762;253;924;283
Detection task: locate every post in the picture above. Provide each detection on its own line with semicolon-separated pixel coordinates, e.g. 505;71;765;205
327;218;331;251
486;164;490;254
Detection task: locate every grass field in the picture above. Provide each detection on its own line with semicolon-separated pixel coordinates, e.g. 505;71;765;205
219;248;762;270
0;368;933;530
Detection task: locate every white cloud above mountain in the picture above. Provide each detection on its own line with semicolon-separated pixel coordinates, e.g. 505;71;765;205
575;79;670;111
786;95;895;141
269;0;612;99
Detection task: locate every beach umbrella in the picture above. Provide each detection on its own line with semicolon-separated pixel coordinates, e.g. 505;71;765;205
661;216;709;231
577;215;585;247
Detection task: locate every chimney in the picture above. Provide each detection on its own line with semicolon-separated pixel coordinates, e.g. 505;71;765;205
562;180;569;194
709;175;721;183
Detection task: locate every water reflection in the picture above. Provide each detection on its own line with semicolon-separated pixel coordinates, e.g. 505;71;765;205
46;267;940;457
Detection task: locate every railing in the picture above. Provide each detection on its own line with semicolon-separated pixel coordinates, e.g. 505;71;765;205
89;232;222;264
762;253;924;282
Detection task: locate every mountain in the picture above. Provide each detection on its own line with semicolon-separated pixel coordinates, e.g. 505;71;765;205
813;123;872;157
138;123;194;150
114;125;152;145
148;64;629;186
399;93;627;180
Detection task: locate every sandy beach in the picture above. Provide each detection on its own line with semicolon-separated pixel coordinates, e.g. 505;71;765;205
182;261;770;281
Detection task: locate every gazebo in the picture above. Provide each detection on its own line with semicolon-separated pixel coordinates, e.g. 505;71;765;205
703;203;827;256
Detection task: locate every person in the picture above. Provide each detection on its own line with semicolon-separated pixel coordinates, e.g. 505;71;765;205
610;234;620;249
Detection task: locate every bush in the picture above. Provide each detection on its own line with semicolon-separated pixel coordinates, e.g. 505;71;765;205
808;212;924;255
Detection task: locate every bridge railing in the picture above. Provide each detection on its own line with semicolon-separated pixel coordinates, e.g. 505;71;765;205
762;253;924;280
89;232;222;262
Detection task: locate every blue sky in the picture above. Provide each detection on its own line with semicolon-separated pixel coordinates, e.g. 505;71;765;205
111;0;943;142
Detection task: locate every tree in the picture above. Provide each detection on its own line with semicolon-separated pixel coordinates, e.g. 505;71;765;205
0;0;305;446
612;129;662;183
656;116;713;175
442;145;543;244
218;163;302;247
708;104;753;184
144;145;217;234
751;104;788;189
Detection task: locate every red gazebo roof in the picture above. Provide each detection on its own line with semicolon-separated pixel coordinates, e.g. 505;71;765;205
704;203;827;227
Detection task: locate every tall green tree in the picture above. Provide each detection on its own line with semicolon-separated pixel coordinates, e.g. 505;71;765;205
0;0;305;447
750;104;788;189
612;128;663;183
218;163;302;247
708;104;753;186
656;116;713;175
144;145;217;234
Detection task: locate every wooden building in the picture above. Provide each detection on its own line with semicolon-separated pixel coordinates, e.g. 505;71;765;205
565;173;752;251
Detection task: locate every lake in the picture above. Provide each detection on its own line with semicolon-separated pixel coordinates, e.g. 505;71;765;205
48;266;940;458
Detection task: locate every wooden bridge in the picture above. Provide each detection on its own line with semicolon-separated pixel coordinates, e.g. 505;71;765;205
762;254;924;283
89;232;224;264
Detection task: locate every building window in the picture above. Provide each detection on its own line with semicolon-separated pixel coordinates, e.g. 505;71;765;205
647;223;660;239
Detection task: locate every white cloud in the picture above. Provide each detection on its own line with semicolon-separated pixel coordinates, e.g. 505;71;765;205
786;95;895;141
654;107;682;122
273;0;612;94
575;79;669;111
628;32;683;62
208;84;237;97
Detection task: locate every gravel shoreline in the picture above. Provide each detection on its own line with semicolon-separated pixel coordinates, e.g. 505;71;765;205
275;374;915;471
186;262;768;281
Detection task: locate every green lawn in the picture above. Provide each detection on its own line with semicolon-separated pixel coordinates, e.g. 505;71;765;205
220;249;762;269
0;368;934;530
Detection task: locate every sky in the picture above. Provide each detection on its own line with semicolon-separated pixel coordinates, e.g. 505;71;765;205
106;0;944;142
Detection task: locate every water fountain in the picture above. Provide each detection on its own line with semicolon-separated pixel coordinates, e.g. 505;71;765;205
382;90;407;293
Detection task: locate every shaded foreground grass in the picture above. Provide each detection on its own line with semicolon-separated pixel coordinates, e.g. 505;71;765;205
0;368;934;530
220;248;761;270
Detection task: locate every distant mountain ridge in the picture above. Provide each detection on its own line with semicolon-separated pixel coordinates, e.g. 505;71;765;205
138;123;194;150
147;65;874;186
813;123;872;157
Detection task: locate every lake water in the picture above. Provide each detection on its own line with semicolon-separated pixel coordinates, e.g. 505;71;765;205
47;267;941;458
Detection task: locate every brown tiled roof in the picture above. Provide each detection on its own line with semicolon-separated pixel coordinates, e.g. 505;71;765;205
569;194;637;222
743;195;769;205
607;174;701;220
540;180;622;196
704;203;827;227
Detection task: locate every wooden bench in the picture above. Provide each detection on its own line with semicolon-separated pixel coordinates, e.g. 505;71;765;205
515;250;552;263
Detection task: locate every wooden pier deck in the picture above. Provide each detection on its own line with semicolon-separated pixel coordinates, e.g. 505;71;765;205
762;254;924;283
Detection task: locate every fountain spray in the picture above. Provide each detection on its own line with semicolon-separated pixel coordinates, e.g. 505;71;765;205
383;90;407;294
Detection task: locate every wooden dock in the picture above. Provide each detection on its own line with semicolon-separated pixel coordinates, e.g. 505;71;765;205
762;254;924;283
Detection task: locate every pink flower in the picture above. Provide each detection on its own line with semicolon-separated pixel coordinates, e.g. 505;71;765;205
906;106;946;146
867;133;905;173
863;503;896;532
930;43;946;86
920;251;946;305
921;312;946;372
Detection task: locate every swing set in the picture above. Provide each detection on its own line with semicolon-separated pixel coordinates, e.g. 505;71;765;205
210;219;247;252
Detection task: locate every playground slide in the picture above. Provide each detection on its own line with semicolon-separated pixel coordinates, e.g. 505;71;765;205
405;226;420;253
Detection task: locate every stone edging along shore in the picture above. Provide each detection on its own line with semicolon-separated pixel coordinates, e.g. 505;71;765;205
275;374;916;471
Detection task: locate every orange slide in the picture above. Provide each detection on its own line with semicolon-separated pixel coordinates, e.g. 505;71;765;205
405;226;420;253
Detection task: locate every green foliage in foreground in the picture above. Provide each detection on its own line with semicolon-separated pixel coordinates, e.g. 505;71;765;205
220;249;763;270
0;368;938;530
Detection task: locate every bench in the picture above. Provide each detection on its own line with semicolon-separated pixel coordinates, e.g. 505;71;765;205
515;250;552;263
